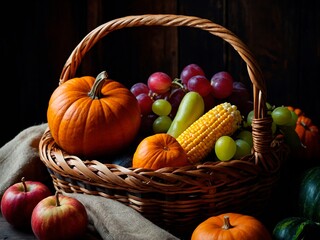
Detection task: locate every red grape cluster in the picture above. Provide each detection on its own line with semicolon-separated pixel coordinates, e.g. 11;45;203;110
130;63;252;136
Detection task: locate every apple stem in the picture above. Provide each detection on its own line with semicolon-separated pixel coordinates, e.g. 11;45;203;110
55;191;61;207
21;177;27;193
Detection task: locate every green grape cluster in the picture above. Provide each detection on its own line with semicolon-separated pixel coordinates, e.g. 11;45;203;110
246;103;301;150
152;99;173;133
214;103;301;162
214;130;253;161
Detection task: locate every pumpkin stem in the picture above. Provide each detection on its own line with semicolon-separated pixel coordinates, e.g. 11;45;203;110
300;121;308;129
88;71;108;99
222;215;233;230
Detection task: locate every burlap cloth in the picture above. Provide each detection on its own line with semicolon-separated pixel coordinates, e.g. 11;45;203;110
0;123;179;240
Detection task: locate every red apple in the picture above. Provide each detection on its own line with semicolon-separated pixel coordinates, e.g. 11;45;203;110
0;177;52;229
31;191;88;240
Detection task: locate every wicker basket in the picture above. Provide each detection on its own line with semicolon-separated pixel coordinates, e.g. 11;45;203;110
39;14;288;237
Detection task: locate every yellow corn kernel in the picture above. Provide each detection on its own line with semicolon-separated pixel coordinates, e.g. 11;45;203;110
176;102;242;164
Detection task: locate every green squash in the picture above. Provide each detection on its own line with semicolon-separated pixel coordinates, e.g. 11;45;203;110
299;166;320;223
273;216;320;240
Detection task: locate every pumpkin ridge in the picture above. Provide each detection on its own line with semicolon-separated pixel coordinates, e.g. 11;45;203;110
50;98;77;145
82;100;109;154
60;98;91;152
100;97;139;148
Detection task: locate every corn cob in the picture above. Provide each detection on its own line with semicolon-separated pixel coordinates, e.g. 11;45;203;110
176;102;242;164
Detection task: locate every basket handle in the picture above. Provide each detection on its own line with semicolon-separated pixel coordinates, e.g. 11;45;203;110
60;14;267;120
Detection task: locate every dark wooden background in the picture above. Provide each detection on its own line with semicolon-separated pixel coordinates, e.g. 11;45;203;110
0;1;319;238
1;0;319;147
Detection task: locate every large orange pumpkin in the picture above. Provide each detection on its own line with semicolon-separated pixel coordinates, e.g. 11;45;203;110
191;213;272;240
47;71;141;158
132;133;189;170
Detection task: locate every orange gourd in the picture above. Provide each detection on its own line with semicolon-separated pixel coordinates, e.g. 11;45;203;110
287;106;304;117
287;106;320;158
295;115;320;158
132;133;189;170
47;71;141;158
191;213;272;240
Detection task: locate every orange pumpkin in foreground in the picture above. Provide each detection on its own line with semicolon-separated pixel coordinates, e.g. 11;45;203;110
47;71;141;158
191;213;272;240
132;133;189;170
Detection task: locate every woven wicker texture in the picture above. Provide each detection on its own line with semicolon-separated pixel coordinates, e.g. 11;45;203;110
39;14;288;236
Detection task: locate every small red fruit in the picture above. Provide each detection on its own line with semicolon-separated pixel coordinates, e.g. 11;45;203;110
147;72;172;94
187;75;212;97
210;71;234;99
180;63;205;86
136;93;154;116
0;177;52;229
31;191;88;240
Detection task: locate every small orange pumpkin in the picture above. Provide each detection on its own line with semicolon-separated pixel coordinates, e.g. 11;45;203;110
132;133;189;170
47;71;141;158
287;106;304;117
295;115;320;158
191;213;272;240
287;106;320;158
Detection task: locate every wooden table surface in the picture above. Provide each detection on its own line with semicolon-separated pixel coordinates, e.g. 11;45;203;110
1;213;36;240
0;213;102;240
